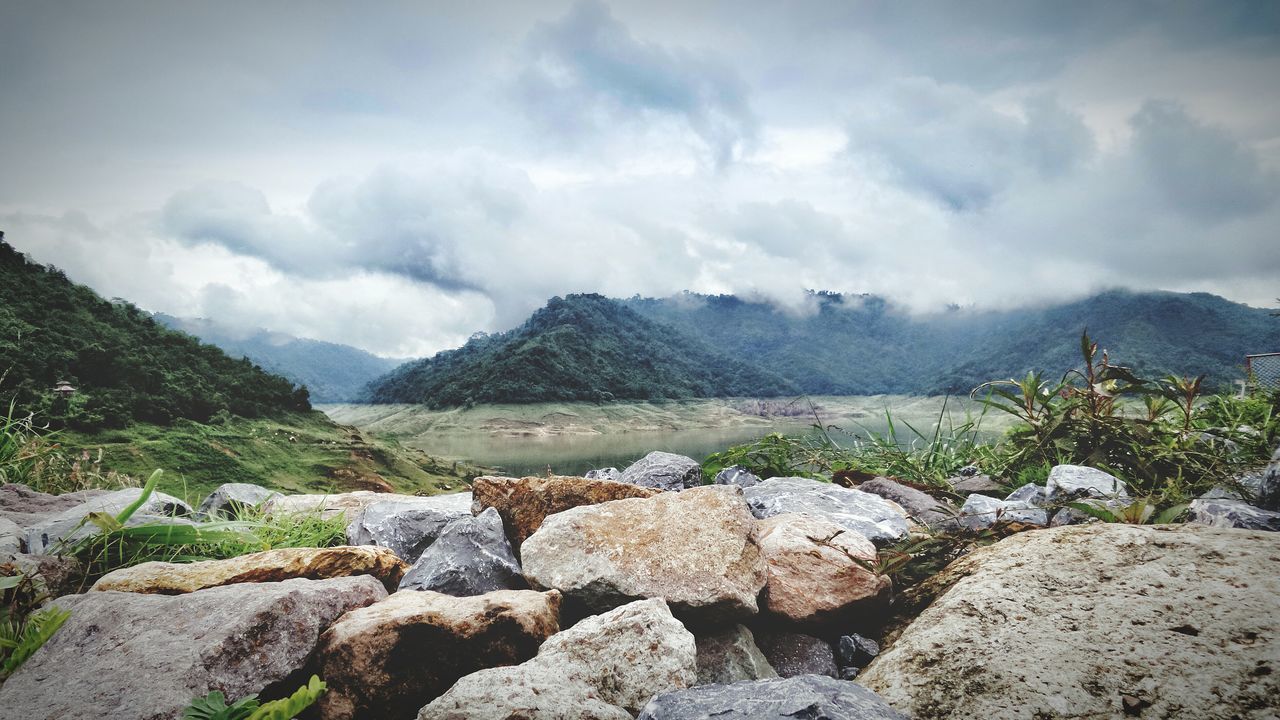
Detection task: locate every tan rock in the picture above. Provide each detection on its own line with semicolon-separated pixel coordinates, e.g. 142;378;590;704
317;589;561;720
756;513;890;625
521;485;768;623
90;545;407;594
471;474;658;547
263;490;391;520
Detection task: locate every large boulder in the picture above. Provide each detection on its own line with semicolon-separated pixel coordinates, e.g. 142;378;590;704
521;485;767;622
1044;464;1128;499
264;490;398;520
345;493;473;561
317;589;561;720
695;624;778;686
0;516;21;557
753;631;839;679
91;545;408;594
398;508;526;596
1188;497;1280;531
756;513;889;625
958;494;1048;531
418;598;697;720
619;451;703;490
859;524;1280;719
196;482;281;519
0;576;385;720
857;477;955;528
0;483;110;528
743;477;910;545
638;675;907;720
22;487;194;554
470;474;657;548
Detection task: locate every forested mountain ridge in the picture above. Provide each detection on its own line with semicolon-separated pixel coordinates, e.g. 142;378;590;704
0;236;309;429
364;293;798;406
154;314;404;403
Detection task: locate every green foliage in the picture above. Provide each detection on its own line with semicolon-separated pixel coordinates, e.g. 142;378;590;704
0;238;309;431
367;294;797;407
184;676;326;720
0;400;134;493
1067;498;1190;525
0;606;70;680
702;432;837;479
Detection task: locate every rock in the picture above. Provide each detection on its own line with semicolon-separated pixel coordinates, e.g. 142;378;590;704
1044;464;1128;499
695;624;777;686
714;466;762;488
90;545;407;594
0;576;385;720
0;483;110;528
584;467;621;481
470;474;657;548
521;485;767;622
637;675;908;720
619;451;704;490
1003;483;1047;506
948;474;1002;496
345;493;473;561
756;513;888;625
858;477;955;527
743;477;910;545
418;598;697;720
858;524;1280;719
8;552;85;600
264;490;395;520
1188;497;1280;531
317;589;561;720
835;634;880;671
959;494;1048;530
399;507;526;596
1261;444;1280;511
0;516;21;557
22;487;194;554
196;482;280;519
753;631;838;678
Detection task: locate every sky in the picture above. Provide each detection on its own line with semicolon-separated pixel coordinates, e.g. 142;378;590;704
2;1;1278;358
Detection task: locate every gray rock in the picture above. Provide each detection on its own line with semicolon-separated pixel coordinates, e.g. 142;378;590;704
743;477;909;545
1188;498;1280;532
858;477;955;527
836;634;880;671
753;631;838;679
619;451;704;490
196;482;280;519
1004;483;1047;506
695;624;778;686
398;507;526;595
0;484;112;529
948;474;1002;496
584;467;621;481
0;516;21;557
638;675;908;720
23;488;194;554
419;598;697;720
1045;464;1128;499
839;667;860;681
8;552;85;600
959;494;1048;531
346;493;472;561
1049;497;1129;527
714;466;762;488
0;576;385;720
1261;444;1280;511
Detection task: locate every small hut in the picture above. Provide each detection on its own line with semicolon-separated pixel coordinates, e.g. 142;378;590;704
52;380;76;399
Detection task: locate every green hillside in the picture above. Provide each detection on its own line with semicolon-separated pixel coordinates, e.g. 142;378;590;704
365;293;797;407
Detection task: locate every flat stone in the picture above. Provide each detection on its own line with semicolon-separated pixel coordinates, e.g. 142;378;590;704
345;493;473;561
948;474;1002;496
858;477;956;528
91;545;408;594
638;675;907;720
756;513;888;626
264;490;401;520
753;631;838;679
1044;464;1128;499
619;451;704;490
22;487;194;554
196;483;280;519
470;474;657;548
695;624;778;686
859;524;1280;719
398;507;526;596
317;589;561;720
521;485;767;622
0;577;385;720
743;477;909;545
418;598;697;720
1188;498;1280;531
714;466;762;488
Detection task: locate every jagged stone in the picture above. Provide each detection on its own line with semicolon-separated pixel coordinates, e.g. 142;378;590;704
753;631;838;679
470;474;657;548
714;466;762;488
638;675;907;720
91;545;408;594
317;589;561;720
584;467;621;481
695;624;777;686
1003;483;1047;506
0;577;385;720
418;598;697;720
521;485;767;622
836;634;880;671
22;487;194;554
1188;497;1280;531
345;493;473;561
196;482;280;519
948;474;1002;496
743;477;909;545
959;494;1048;530
858;477;955;527
1044;464;1128;499
619;451;703;490
756;513;888;625
398;507;526;596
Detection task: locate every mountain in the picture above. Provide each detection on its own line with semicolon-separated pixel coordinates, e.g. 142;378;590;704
0;235;309;429
365;294;797;406
154;315;405;403
626;290;1280;395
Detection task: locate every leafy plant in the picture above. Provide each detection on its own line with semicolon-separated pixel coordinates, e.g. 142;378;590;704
0;606;70;680
184;676;326;720
1066;497;1190;525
